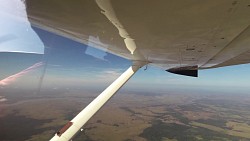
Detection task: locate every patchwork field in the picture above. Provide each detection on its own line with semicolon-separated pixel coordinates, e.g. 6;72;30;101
1;88;250;141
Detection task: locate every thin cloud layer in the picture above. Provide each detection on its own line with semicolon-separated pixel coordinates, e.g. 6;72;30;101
96;69;123;80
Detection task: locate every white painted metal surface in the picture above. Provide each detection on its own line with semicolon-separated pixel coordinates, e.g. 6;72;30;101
50;64;143;141
26;0;250;69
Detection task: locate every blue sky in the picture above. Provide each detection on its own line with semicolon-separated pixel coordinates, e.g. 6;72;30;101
0;1;44;54
128;64;250;93
1;26;250;95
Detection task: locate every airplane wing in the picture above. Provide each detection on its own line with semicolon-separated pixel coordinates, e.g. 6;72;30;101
24;0;250;75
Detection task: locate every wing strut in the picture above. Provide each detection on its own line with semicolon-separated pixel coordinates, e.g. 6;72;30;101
50;62;145;141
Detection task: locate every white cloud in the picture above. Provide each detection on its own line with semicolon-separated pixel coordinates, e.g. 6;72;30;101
0;96;7;102
96;69;123;80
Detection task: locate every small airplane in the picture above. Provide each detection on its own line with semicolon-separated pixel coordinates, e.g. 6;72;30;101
1;0;250;140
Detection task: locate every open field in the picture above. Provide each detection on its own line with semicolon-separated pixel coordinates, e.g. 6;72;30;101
1;88;250;141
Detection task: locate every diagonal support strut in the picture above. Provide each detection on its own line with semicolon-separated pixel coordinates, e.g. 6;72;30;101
50;62;145;141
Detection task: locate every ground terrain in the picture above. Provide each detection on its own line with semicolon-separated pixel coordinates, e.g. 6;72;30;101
0;88;250;141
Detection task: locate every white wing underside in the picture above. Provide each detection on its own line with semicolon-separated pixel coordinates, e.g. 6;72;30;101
25;0;250;70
